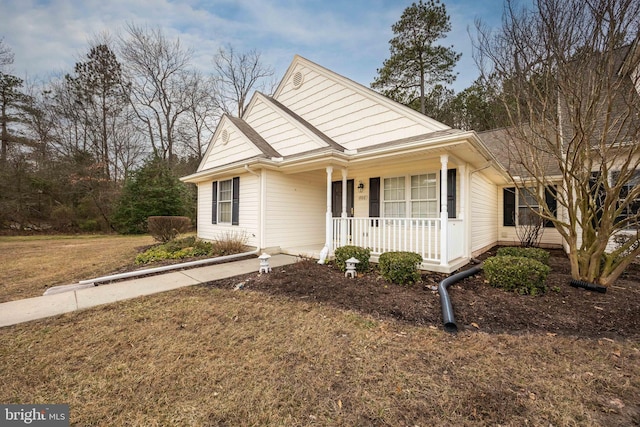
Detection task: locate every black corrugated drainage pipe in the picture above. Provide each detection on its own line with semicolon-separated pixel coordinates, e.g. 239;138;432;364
438;264;483;333
569;279;607;293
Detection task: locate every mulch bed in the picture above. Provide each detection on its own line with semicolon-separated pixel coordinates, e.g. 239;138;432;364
206;248;640;340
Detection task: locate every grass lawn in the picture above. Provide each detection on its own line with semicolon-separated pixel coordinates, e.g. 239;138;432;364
0;234;154;303
0;235;638;425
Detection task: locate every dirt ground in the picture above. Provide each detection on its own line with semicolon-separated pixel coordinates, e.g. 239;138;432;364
208;248;640;339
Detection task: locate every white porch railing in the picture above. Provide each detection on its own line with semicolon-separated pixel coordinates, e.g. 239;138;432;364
332;217;442;263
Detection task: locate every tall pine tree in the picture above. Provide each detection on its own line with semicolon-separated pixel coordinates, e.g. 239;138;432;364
372;0;460;116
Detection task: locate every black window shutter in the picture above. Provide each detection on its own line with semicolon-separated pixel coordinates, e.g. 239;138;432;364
369;177;380;217
232;177;240;226
447;169;456;219
503;187;516;226
212;181;218;224
369;177;380;227
544;186;557;227
439;169;457;218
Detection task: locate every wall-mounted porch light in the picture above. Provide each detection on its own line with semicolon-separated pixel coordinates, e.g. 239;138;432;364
357;181;365;193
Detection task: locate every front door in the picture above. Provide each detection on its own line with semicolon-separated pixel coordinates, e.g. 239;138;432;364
332;179;354;218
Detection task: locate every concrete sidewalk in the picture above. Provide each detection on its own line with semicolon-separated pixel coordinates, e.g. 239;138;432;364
0;254;298;328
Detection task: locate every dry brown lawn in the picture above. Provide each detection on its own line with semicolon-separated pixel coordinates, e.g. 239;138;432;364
1;286;638;426
0;235;639;426
0;235;154;303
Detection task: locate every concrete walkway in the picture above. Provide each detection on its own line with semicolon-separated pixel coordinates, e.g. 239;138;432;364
0;254;298;328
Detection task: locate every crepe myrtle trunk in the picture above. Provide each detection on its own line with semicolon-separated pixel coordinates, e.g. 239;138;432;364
474;0;640;285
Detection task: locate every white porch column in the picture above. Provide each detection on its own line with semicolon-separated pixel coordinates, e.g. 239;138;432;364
440;154;449;266
340;168;348;246
319;166;333;264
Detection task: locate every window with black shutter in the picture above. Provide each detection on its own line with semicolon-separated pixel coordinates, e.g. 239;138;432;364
211;181;218;224
503;185;557;227
212;177;240;225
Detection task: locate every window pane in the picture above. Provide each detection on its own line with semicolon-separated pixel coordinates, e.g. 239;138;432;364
518;187;538;207
427;185;436;199
218;179;233;223
219;179;232;202
410;173;437;218
384;177;405;217
384;177;405;201
427;201;438;217
384;201;405;218
219;201;232;223
517;187;540;225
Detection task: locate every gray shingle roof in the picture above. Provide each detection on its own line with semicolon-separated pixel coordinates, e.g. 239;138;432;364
226;115;282;158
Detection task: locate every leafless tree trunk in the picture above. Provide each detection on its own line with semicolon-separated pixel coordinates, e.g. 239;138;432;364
176;70;220;162
212;46;274;118
118;24;194;162
475;0;640;285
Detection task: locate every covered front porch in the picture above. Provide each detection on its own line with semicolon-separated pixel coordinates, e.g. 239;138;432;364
280;152;472;273
330;216;467;273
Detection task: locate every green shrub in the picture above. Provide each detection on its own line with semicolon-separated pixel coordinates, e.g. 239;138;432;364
147;216;192;242
334;245;371;272
135;236;214;264
496;246;550;265
484;255;551;295
111;157;191;234
378;251;423;285
78;219;101;232
51;205;76;231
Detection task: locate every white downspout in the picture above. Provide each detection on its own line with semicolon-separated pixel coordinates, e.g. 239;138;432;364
318;166;333;264
244;165;265;250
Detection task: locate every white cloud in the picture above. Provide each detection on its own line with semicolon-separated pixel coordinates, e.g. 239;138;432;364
0;0;501;92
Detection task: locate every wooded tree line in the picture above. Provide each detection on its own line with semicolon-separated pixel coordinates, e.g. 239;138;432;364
0;25;274;233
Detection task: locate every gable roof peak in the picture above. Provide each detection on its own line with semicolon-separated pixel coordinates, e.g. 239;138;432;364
274;55;450;132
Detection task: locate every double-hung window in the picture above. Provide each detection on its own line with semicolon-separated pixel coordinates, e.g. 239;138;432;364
411;173;438;218
383;177;406;218
212;177;239;225
518;187;541;226
503;185;556;227
383;173;439;219
218;179;233;223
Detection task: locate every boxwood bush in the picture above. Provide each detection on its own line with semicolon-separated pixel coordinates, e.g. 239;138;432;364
496;246;550;265
484;255;551;295
135;236;213;264
378;251;423;285
334;245;371;272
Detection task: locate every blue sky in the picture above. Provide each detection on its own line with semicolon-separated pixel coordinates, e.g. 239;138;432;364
0;0;507;93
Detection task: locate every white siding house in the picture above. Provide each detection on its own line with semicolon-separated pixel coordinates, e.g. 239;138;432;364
183;55;517;273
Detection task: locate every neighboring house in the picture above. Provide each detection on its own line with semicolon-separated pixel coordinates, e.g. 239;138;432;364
182;55;515;273
479;39;640;254
478;126;565;249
